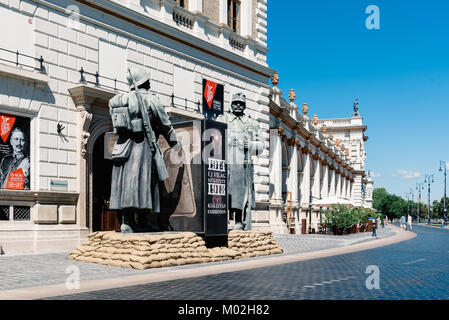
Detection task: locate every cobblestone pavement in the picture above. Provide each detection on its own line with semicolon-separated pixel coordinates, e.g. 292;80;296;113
274;225;395;254
45;225;449;300
0;226;394;291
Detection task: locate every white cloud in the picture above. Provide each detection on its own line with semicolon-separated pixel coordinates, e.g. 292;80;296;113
370;172;381;178
396;170;421;179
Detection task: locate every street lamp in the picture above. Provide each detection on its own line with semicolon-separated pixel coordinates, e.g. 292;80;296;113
409;189;414;219
416;182;424;223
309;194;321;234
424;174;434;225
439;161;447;226
405;192;410;216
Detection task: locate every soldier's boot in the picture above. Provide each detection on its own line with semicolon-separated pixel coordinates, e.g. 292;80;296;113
242;205;252;231
134;211;159;232
232;209;244;230
120;211;135;233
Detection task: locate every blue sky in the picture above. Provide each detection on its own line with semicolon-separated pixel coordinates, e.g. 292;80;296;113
266;0;449;202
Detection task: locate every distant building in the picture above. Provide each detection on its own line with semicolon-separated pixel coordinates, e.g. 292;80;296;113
266;79;373;235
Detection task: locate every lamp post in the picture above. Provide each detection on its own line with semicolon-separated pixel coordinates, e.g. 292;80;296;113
416;182;424;224
309;194;321;234
439;161;447;226
424;174;434;225
409;189;414;220
405;192;410;216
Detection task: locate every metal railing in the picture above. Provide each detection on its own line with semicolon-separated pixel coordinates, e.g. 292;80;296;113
78;67;129;92
169;93;201;113
78;67;202;114
0;46;45;73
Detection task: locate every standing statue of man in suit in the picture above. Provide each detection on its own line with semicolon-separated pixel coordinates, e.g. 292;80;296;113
216;92;264;230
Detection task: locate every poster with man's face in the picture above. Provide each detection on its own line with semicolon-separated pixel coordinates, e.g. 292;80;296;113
0;113;31;190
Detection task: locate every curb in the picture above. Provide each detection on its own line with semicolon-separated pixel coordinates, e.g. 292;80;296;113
0;225;415;300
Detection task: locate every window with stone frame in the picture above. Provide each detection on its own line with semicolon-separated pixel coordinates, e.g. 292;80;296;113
176;0;188;8
227;0;241;33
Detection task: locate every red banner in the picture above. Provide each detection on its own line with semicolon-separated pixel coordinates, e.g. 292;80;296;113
0;114;16;143
5;168;25;190
203;80;217;110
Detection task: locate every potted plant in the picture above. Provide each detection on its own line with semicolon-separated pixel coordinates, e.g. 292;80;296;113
327;205;356;235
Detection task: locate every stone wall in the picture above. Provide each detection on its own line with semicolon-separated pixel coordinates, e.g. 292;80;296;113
203;0;219;24
68;230;283;270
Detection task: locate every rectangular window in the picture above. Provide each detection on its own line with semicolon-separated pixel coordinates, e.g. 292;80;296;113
13;206;30;221
176;0;188;8
0;113;31;190
0;206;9;220
0;6;34;70
227;0;241;33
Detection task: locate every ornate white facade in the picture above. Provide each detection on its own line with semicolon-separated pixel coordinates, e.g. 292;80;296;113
261;75;373;235
0;0;273;253
0;0;372;253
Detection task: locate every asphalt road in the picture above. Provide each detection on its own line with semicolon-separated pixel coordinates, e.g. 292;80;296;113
47;224;449;300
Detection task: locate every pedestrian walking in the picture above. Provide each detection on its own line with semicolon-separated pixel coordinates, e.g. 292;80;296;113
400;215;406;230
407;214;412;231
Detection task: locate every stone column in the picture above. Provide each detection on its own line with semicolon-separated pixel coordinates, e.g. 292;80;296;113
300;146;312;233
269;127;286;234
240;0;252;37
311;154;321;230
336;170;342;198
287;138;300;234
346;177;351;200
287;138;299;207
341;173;347;199
349;178;354;201
329;165;336;196
300;147;311;205
219;0;227;25
312;154;321;201
189;0;203;12
322;160;329;198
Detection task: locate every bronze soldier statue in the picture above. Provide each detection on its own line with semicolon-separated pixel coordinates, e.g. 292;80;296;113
216;92;264;230
108;68;180;233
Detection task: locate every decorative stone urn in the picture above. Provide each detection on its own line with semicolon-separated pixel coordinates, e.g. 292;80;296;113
345;148;350;156
312;115;318;126
271;72;279;89
288;89;295;103
321;124;327;133
302;103;308;116
336;138;340;146
329;132;334;141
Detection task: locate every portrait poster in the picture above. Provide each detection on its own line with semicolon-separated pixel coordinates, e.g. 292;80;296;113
0;113;31;190
202;79;224;120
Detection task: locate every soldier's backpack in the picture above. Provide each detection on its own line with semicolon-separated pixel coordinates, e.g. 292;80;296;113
109;93;132;133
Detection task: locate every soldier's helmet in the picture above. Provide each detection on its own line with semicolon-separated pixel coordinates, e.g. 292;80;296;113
231;92;246;107
126;68;151;89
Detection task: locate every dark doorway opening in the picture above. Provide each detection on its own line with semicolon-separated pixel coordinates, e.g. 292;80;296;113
92;132;118;232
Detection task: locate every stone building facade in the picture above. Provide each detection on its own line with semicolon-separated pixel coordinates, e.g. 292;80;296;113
0;0;273;254
0;0;372;253
266;76;372;235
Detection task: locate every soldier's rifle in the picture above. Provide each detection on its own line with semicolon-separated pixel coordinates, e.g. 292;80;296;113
127;68;169;181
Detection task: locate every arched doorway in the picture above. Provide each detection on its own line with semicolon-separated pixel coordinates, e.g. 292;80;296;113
91;132;118;231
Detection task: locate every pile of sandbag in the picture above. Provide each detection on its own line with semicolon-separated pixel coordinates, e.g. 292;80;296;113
68;230;283;269
227;230;283;258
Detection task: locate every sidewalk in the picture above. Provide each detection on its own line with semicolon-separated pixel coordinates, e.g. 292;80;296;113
0;224;413;299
